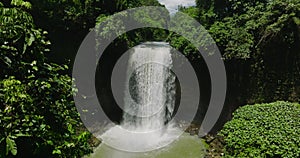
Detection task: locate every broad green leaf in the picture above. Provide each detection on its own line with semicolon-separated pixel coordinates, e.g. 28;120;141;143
6;137;17;156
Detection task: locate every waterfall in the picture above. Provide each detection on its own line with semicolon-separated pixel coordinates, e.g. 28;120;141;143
122;42;175;132
100;42;180;152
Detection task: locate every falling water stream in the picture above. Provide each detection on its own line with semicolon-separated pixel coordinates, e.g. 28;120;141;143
122;42;175;132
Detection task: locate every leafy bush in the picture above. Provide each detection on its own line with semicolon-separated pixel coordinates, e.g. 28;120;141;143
0;75;92;157
0;1;92;157
220;101;300;157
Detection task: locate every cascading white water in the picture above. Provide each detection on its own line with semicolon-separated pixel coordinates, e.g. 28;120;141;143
100;42;180;152
122;42;175;132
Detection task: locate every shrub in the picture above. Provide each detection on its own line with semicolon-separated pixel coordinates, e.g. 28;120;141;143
220;101;300;158
0;1;92;157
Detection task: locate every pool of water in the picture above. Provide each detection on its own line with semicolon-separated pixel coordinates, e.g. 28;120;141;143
85;133;206;158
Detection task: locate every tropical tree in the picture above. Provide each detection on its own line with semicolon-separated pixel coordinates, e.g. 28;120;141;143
171;0;300;103
0;1;92;157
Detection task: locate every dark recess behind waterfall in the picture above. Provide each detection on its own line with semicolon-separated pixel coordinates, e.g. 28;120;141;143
45;28;241;134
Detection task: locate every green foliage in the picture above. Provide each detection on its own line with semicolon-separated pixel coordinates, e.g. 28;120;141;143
95;5;169;48
190;0;300;103
0;0;50;78
29;0;163;32
0;75;92;157
178;6;199;20
126;0;162;8
167;7;215;60
30;0;105;31
0;1;92;157
220;101;300;157
197;0;300;60
5;136;17;156
167;7;198;56
11;0;31;9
